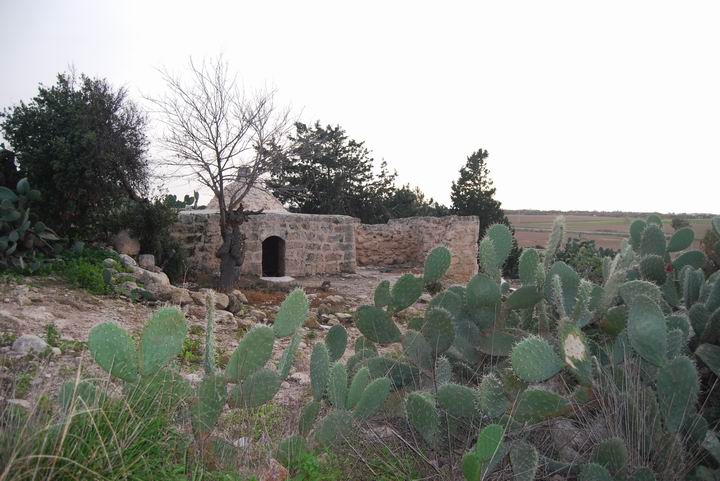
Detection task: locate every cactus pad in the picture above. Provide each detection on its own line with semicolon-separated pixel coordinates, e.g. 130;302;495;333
406;392;439;445
315;410;353;447
402;331;433;370
353;377;391;420
668;227;695;252
89;322;139;382
510;336;563;383
696;343;720;377
628;295;667;366
325;324;348;362
310;343;330;401
421;308;455;355
140;307;187;376
355;305;401;344
273;288;309;338
347;367;371;409
374;280;392;308
656;356;699;432
298;400;320;436
424;245;452;283
437;383;477;420
478;373;508;418
592;437;628;475
506;286;543;310
579;463;613;481
191;374;227;436
463;423;506;481
510;441;539;481
367;357;419;390
228;368;281;408
639;224;666;257
518;248;540;286
391;274;424;311
467;273;501;309
435;356;452;386
328;362;348;409
226;325;274;382
672;250;706;271
278;332;301;379
513;389;570;424
486;224;513;268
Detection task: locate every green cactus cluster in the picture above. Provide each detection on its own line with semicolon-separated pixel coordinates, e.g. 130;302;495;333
0;177;59;271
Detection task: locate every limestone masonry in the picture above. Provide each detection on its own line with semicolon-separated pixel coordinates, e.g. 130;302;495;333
171;182;479;282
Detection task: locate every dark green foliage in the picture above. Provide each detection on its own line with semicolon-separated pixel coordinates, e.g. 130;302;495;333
450;148;519;276
106;196;187;283
2;72;150;237
384;184;450;219
557;238;617;284
269;122;397;224
0;176;59;271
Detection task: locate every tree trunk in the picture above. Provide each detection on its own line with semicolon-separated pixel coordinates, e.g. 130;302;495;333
217;210;246;293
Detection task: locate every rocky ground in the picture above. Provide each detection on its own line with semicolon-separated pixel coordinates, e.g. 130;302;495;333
0;263;429;477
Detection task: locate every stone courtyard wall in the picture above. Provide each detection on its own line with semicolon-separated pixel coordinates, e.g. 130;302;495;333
356;216;479;282
172;210;359;278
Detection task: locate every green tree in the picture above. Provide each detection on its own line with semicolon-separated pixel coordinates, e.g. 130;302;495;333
270;122;397;224
1;72;150;238
385;184;449;219
450;148;520;276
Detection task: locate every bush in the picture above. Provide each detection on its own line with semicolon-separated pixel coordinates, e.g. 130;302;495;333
106;196;188;283
556;237;617;283
1;72;150;238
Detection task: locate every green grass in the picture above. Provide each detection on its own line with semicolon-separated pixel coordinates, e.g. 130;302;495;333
0;375;192;481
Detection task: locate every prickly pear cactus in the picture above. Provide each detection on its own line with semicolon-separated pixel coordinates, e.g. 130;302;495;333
423;245;452;284
273;288;309;338
88;322;140;382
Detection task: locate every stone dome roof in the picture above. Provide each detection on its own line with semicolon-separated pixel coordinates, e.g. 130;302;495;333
207;180;287;213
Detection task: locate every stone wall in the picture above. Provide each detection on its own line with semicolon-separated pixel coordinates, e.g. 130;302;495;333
356;216;479;282
172;210;359;278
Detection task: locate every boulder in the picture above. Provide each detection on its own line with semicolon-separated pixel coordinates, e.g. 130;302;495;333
137;269;170;287
232;289;248;304
118;254;137;269
236;317;255;330
113;230;140;256
152;285;193;305
12;335;48;355
304;312;321;329
215;310;235;324
138;254;155;269
214;293;230;310
250;309;267;322
190;291;207;306
198;289;229;310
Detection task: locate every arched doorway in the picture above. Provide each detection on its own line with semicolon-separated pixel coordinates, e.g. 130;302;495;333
262;236;286;277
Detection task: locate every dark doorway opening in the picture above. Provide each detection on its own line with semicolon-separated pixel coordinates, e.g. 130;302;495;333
262;236;286;277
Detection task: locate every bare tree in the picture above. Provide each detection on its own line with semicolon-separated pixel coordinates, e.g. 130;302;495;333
149;58;290;291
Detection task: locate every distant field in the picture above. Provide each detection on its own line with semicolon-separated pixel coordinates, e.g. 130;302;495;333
507;214;713;250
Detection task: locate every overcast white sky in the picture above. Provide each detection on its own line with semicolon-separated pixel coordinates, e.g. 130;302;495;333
1;1;718;214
